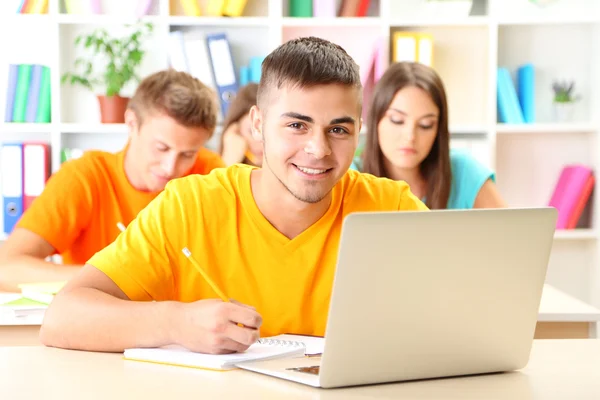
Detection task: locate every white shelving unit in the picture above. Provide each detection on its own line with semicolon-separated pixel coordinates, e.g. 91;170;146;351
0;0;598;307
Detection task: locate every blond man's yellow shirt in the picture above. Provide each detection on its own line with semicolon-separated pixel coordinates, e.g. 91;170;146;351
87;165;428;337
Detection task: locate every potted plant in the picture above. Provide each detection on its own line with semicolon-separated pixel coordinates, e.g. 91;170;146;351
61;21;154;123
552;80;580;122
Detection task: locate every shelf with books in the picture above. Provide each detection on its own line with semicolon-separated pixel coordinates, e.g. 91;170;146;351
169;0;268;17
495;132;596;212
497;23;596;124
59;0;161;16
0;123;54;134
0;0;599;308
282;0;380;18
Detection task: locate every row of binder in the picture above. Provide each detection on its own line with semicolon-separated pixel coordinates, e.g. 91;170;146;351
4;64;52;124
168;31;242;120
0;142;50;235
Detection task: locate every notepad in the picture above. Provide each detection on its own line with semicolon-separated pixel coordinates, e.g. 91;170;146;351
265;334;325;356
17;281;65;304
124;338;307;371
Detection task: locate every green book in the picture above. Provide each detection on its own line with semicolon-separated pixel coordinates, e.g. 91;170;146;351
289;0;312;17
12;64;33;123
35;66;52;123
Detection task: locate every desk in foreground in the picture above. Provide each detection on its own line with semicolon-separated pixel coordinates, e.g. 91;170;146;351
3;284;600;347
1;340;599;398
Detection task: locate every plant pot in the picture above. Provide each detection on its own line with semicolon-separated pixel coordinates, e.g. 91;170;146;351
97;95;129;124
424;0;473;17
552;101;576;123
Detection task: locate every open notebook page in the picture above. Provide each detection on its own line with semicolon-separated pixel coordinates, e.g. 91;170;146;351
264;334;325;356
123;341;305;371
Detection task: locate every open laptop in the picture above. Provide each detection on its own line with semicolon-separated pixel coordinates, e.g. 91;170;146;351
237;207;557;388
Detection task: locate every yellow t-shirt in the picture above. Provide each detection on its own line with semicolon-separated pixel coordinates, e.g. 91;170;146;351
88;165;428;337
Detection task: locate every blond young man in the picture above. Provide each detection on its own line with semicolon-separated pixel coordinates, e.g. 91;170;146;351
0;70;224;291
40;37;428;354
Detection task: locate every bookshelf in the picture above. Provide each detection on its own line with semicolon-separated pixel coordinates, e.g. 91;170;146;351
0;0;599;307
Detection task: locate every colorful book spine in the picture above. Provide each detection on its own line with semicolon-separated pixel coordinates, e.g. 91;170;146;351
548;165;594;229
12;64;33;123
517;64;535;123
207;0;225;16
180;0;201;16
25;64;43;123
497;67;525;124
4;64;19;122
35;66;51;123
290;0;312;17
223;0;247;16
312;0;335;17
136;0;153;16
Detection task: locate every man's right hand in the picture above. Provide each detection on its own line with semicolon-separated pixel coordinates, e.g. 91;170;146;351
171;299;263;354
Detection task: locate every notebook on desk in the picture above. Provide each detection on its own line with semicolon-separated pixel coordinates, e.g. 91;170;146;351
123;336;310;371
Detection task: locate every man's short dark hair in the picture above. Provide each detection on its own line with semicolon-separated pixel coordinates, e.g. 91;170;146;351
257;36;362;108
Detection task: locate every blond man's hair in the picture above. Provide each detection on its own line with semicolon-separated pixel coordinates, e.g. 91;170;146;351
128;69;218;136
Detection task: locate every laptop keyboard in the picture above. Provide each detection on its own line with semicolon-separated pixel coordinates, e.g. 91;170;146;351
286;365;320;375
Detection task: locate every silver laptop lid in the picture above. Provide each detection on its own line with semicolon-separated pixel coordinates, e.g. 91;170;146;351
320;208;557;388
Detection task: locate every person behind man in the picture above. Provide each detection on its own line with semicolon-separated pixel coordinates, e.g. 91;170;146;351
40;37;428;354
219;83;264;167
0;69;224;292
361;62;505;209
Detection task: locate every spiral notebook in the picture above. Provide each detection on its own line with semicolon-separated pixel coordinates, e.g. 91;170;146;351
123;337;308;371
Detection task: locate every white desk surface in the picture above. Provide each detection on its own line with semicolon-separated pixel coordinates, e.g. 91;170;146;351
1;340;599;399
3;284;600;327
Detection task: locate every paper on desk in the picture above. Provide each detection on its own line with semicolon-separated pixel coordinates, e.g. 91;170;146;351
265;334;325;356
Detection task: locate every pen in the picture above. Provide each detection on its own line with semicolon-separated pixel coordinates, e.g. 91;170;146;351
117;222;126;232
181;247;229;302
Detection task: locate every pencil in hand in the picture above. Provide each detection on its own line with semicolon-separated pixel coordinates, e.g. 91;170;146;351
182;247;229;302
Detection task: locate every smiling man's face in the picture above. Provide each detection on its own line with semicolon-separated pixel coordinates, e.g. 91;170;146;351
250;83;361;204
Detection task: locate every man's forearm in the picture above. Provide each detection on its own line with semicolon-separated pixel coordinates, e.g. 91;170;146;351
0;256;81;292
40;287;177;352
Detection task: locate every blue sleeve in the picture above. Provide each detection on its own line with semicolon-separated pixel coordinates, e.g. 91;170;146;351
449;150;495;209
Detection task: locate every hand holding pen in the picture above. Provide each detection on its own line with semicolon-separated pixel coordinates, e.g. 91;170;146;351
165;248;263;354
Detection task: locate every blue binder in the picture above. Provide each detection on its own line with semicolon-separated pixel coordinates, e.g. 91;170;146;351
517;64;535;123
1;142;23;234
205;33;239;118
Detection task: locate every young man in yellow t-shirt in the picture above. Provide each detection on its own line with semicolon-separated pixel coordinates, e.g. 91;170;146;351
41;37;428;354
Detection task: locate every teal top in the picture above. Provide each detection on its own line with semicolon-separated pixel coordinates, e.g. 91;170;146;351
350;149;494;209
444;149;495;209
